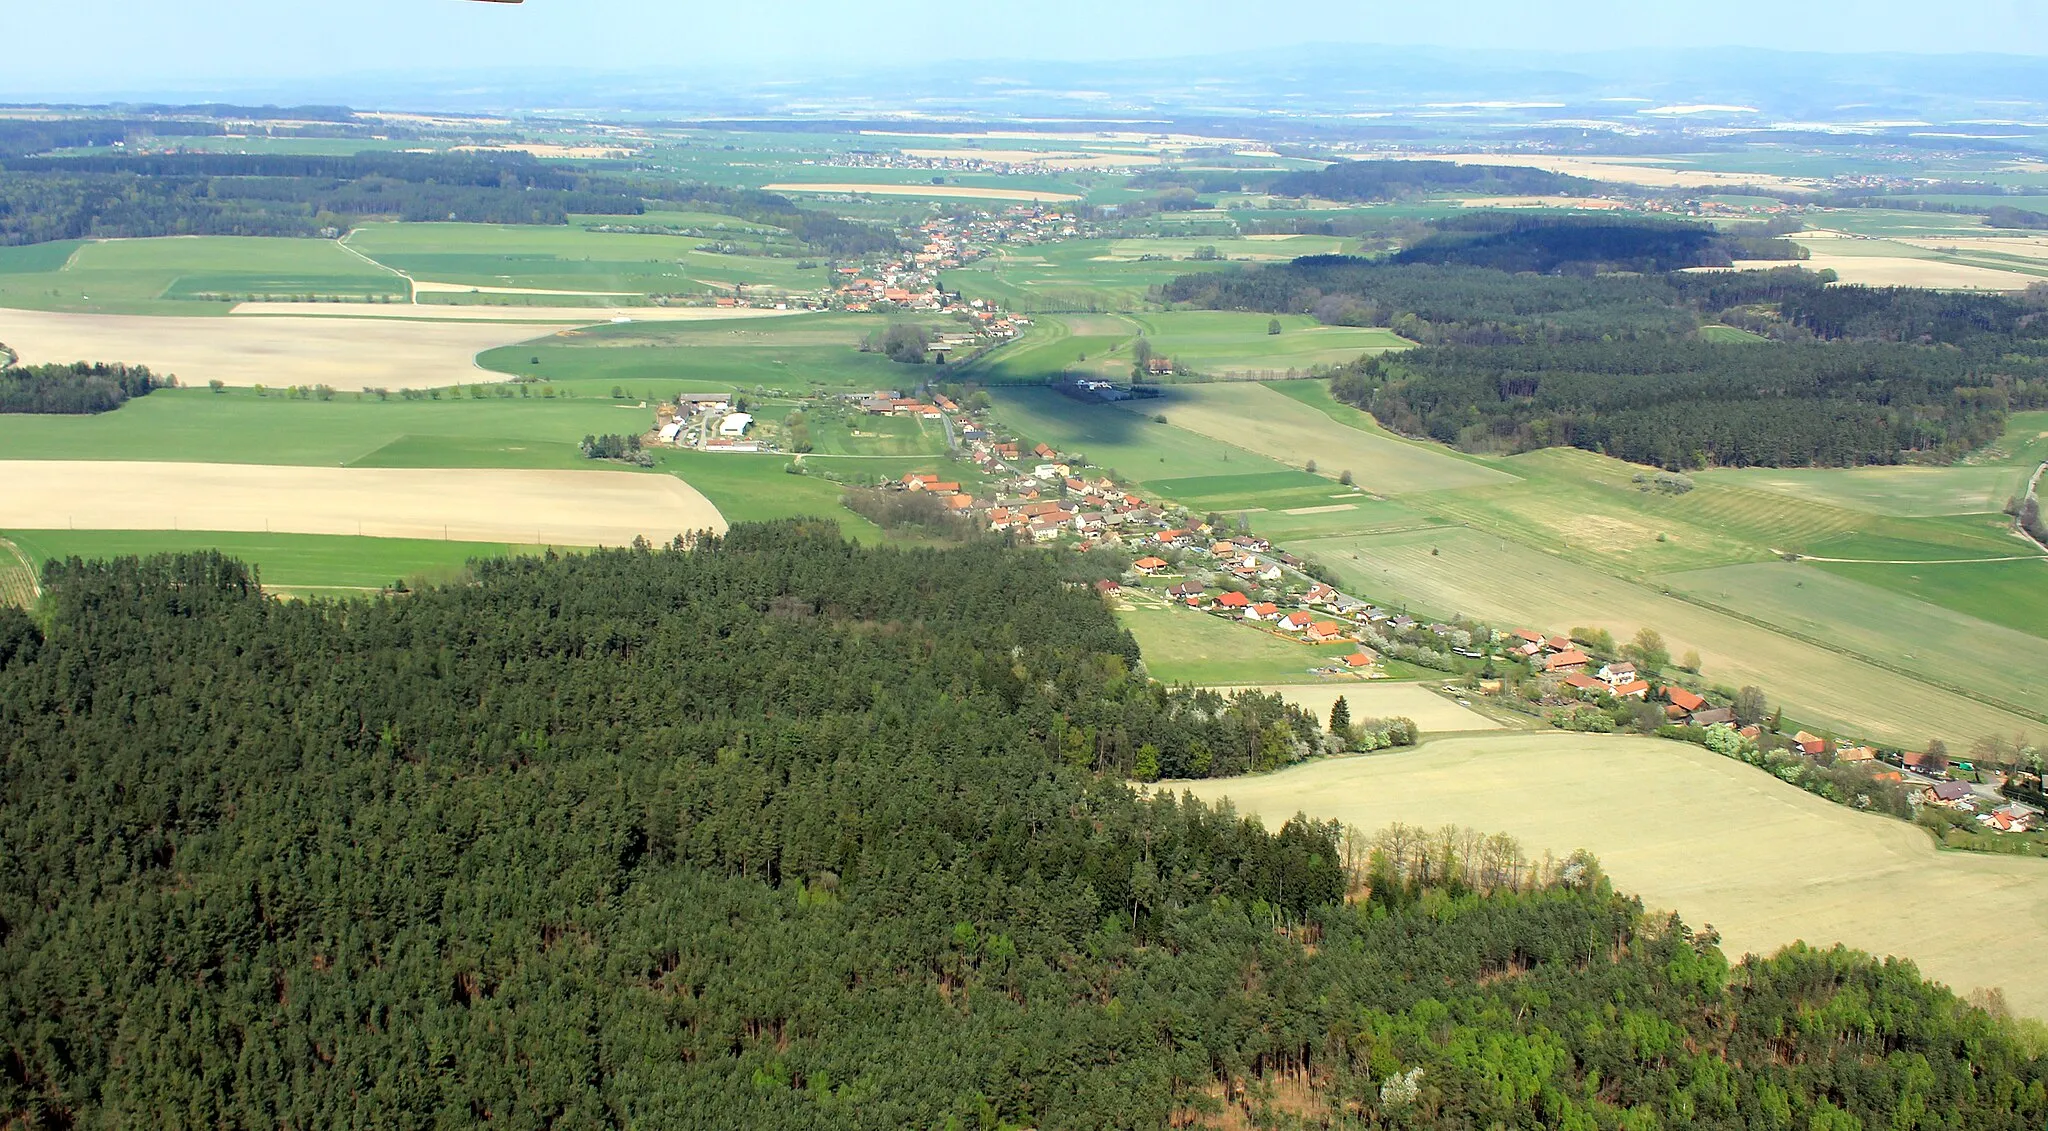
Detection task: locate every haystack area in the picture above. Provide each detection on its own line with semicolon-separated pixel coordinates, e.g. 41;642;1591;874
2;461;726;545
1179;733;2048;1017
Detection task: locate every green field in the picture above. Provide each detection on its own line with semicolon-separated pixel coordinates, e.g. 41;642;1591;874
1816;558;2048;640
1295;524;2037;745
943;242;1236;313
985;387;1296;484
345;222;827;297
1699;464;2030;517
962;314;1139;383
1664;561;2048;723
0;236;408;314
3;529;525;595
1123;312;1410;376
477;313;917;395
1118;382;1516;496
0;386;652;468
1116;600;1357;685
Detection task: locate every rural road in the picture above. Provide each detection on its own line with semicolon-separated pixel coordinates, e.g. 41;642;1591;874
1772;548;2047;565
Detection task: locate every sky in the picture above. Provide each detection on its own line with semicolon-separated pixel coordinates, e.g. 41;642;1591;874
4;0;2045;98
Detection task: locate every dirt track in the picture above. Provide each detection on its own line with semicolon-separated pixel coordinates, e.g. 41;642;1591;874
1;461;726;545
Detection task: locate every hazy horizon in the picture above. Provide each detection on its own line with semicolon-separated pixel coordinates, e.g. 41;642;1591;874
6;0;2046;103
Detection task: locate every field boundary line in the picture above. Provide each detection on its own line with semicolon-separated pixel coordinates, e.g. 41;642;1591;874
336;232;418;302
1773;548;2048;565
1661;586;2048;729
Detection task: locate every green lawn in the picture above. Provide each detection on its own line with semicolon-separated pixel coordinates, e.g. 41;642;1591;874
4;529;525;593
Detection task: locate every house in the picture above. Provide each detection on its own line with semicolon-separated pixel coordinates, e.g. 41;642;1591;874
1094;579;1120;595
1562;673;1608;695
1027;519;1063;543
1306;621;1345;644
1596;662;1637;686
1692;707;1736;727
1257;564;1285;582
903;473;939;490
1246;602;1281;622
1278;610;1315;632
1836;746;1877;763
945;494;975;512
1512;629;1545;646
1343;651;1378;670
1304;583;1337;606
1033;442;1057;460
1545;635;1573;653
1664;687;1707;718
1902;752;1948;778
1544;650;1591;673
1133;556;1169;575
1610;679;1650;700
1166;581;1204;599
1792;731;1827;756
1924;781;1976;809
1214;591;1251;610
1146;356;1174;375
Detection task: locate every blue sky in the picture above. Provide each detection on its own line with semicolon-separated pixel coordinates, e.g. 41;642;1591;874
5;0;2044;95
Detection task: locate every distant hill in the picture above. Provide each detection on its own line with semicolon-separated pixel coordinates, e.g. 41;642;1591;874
1269;158;1606;202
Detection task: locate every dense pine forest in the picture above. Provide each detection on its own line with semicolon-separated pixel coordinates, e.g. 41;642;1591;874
0;359;166;414
1268;159;1605;203
0;152;898;254
3;528;2045;1128
1165;218;2048;466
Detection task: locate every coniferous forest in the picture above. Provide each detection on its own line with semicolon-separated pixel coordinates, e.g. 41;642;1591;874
3;526;2045;1128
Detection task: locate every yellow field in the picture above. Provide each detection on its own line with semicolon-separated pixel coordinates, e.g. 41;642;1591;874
759;183;1082;203
1297;526;2037;743
897;148;1160;169
0;308;563;391
1208;683;1502;732
1425;154;1822;193
1752;255;2034;291
1177;732;2048;1017
228;303;807;324
1;461;726;545
1116;383;1515;495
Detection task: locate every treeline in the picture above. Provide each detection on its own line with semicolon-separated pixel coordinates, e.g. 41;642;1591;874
4;533;2044;1128
1339;339;2048;467
0;359;167;414
1269;158;1606;202
0;152;898;254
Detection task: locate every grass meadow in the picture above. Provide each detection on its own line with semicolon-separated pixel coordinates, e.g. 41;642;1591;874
476;313;915;395
1124;312;1410;376
345;222;827;298
1115;601;1358;685
984;387;1297;484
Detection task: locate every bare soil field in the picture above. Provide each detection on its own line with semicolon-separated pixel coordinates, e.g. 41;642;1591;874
0;308;559;391
228;303;806;324
1427;154;1822;193
408;281;640;297
1;461;725;545
1176;732;2048;1017
759;183;1082;202
1207;683;1503;732
1743;255;2035;290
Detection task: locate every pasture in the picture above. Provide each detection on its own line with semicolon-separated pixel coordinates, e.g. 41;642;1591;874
0;236;408;315
1700;464;2027;517
943;242;1238;313
0;308;566;392
965;315;1139;383
1294;525;2037;744
1115;382;1516;495
1213;682;1503;733
1177;732;2048;1018
4;529;524;596
1817;558;2048;641
0;461;727;546
477;313;916;395
758;182;1082;203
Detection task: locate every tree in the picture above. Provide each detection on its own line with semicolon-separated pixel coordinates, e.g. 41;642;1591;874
1924;739;1950;773
207;379;225;394
1267;318;1283;335
1680;649;1702;673
1733;686;1770;727
1339;470;1354;486
1329;696;1351;735
1305;459;1318;474
1134;744;1161;782
1625;628;1669;673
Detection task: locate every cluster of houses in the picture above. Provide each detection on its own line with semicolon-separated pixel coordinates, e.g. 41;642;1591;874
827;207;1070;342
656;393;762;454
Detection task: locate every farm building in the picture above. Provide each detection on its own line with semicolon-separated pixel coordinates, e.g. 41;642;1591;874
718;412;754;438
